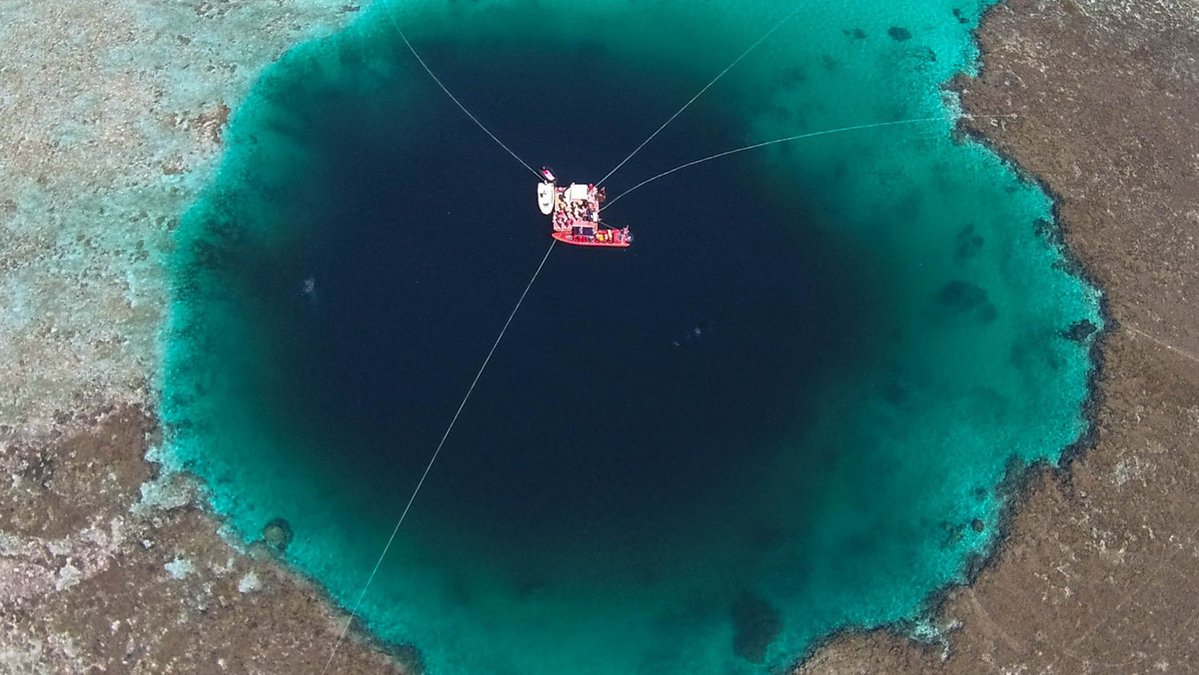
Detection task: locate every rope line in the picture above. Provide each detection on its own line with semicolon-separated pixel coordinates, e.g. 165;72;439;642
601;114;1017;210
382;9;542;179
321;239;557;674
595;5;803;187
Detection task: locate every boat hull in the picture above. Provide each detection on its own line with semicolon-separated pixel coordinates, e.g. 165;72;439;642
551;231;630;248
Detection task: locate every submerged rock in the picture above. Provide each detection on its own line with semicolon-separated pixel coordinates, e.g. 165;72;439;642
954;224;985;263
262;518;293;552
393;643;427;675
888;26;913;41
1062;319;1098;344
731;591;783;663
936;280;998;322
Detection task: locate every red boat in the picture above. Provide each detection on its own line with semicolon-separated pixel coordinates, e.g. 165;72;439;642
538;168;631;248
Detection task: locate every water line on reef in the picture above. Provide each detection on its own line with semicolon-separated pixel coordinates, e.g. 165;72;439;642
322;239;558;673
601;113;1018;210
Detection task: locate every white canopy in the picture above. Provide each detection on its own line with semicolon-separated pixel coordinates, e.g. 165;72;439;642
566;183;591;202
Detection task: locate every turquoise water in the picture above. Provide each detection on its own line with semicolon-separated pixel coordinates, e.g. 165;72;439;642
161;1;1101;673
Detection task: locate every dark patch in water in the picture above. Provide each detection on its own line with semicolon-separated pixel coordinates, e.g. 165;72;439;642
781;65;808;85
954;224;984;263
936;280;997;322
1062;319;1099;344
262;517;293;552
393;644;427;675
882;380;908;406
888;26;913;41
940;520;966;548
731;591;783;663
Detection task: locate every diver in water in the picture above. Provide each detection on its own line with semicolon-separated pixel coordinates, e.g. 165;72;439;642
301;276;318;305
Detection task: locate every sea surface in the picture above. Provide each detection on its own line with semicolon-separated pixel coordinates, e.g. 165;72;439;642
162;1;1101;672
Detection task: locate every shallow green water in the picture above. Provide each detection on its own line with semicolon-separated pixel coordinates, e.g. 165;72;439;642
162;1;1100;673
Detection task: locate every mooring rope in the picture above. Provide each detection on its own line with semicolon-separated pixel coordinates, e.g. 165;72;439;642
601;114;1018;210
595;5;803;188
321;239;557;673
382;7;543;180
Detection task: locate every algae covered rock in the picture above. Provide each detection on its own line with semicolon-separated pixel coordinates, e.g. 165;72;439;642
263;517;293;552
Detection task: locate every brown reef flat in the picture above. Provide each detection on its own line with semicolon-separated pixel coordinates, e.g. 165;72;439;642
800;0;1199;672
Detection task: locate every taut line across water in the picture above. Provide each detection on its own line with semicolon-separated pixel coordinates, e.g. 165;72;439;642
322;239;557;672
595;4;804;187
601;114;1019;210
383;5;543;179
